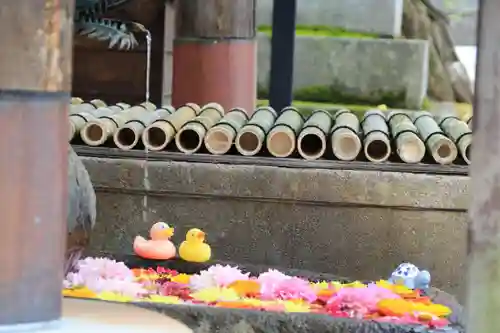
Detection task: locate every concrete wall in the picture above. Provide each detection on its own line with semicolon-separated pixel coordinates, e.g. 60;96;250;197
83;157;469;301
432;0;477;46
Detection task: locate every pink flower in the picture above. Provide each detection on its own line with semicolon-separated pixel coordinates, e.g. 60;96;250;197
326;284;400;317
189;265;250;291
64;257;147;298
258;270;316;302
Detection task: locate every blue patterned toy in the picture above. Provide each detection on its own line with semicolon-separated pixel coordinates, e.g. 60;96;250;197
388;263;431;290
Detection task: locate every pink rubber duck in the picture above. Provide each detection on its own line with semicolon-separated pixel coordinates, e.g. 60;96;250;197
133;222;176;260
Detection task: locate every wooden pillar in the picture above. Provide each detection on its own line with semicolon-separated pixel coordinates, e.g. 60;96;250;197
0;0;73;326
172;0;256;114
269;0;297;114
466;0;500;332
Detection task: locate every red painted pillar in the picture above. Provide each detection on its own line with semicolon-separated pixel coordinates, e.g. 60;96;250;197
172;0;256;114
0;0;72;326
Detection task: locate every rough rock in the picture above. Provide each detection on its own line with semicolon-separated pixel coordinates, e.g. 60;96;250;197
67;146;96;256
256;0;404;37
257;33;429;109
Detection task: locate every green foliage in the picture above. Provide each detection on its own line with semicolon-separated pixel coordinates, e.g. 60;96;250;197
75;17;139;49
257;25;379;39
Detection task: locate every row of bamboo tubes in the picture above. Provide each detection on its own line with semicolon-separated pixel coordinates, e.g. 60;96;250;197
69;98;472;165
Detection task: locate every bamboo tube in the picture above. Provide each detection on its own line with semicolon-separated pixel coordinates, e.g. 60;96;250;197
266;107;304;158
69;112;96;141
388;111;426;164
142;103;201;151
330;109;362;161
204;107;249;155
175;103;225;154
361;110;391;163
435;115;472;164
412;112;458;165
71;97;84;105
297;110;332;160
235;106;277;156
89;99;107;108
80;103;153;146
113;106;176;151
70;102;97;115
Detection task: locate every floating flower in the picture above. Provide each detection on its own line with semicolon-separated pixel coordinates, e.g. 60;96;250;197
64;257;147;298
62;287;96;299
171;273;191;284
189;265;249;291
159;281;191;300
281;300;311;313
227;280;261;297
377;298;451;317
326;284;400;317
97;291;133;302
190;287;240;303
258;270;316;302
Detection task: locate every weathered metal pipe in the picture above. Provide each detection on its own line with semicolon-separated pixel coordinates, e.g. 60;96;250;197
435;115;472;164
235;106;277;156
80;104;137;146
266;107;304;158
412;112;458;165
330;109;362;161
297;110;332;160
388;111;426;163
114;106;175;151
204;107;249;155
142;103;201;151
175;103;224;154
361;110;391;163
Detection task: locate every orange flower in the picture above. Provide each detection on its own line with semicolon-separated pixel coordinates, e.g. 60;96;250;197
63;288;97;299
228;280;261;297
378;299;452;317
316;289;335;298
215;301;259;310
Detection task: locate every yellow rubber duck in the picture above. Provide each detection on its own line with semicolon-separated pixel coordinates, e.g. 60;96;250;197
179;228;211;263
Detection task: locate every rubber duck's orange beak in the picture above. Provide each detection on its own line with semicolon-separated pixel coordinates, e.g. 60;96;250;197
196;230;205;241
152;227;174;240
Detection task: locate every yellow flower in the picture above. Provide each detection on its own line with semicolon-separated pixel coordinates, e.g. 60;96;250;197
144;295;182;304
190;287;240;303
376;280;414;295
63;287;97;299
342;281;366;288
97;292;133;302
310;281;330;290
281;300;311;313
170;273;191;284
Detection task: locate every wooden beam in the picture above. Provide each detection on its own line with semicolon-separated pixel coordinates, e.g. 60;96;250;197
269;0;297;113
0;0;73;325
466;0;500;332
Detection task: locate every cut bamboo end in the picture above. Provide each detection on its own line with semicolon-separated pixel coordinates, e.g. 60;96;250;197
204;124;235;155
396;132;426;164
71;97;84;105
80;121;109;146
457;134;472;165
235;125;265;156
113;122;144;151
69;121;76;141
142;122;176;151
297;126;327;160
266;126;296;158
430;136;458;165
363;131;391;163
175;122;206;154
331;128;362;161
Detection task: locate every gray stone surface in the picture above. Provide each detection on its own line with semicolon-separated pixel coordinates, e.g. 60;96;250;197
257;34;429;109
256;0;404;37
432;0;477;45
82;157;469;302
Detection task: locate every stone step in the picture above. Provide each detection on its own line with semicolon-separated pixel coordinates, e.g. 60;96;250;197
257;33;429;109
256;0;403;37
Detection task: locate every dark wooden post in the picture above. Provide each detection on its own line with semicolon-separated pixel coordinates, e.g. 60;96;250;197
0;0;73;326
269;0;297;113
172;0;256;114
466;0;500;332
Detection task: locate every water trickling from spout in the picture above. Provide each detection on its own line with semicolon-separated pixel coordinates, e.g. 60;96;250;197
142;31;152;225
